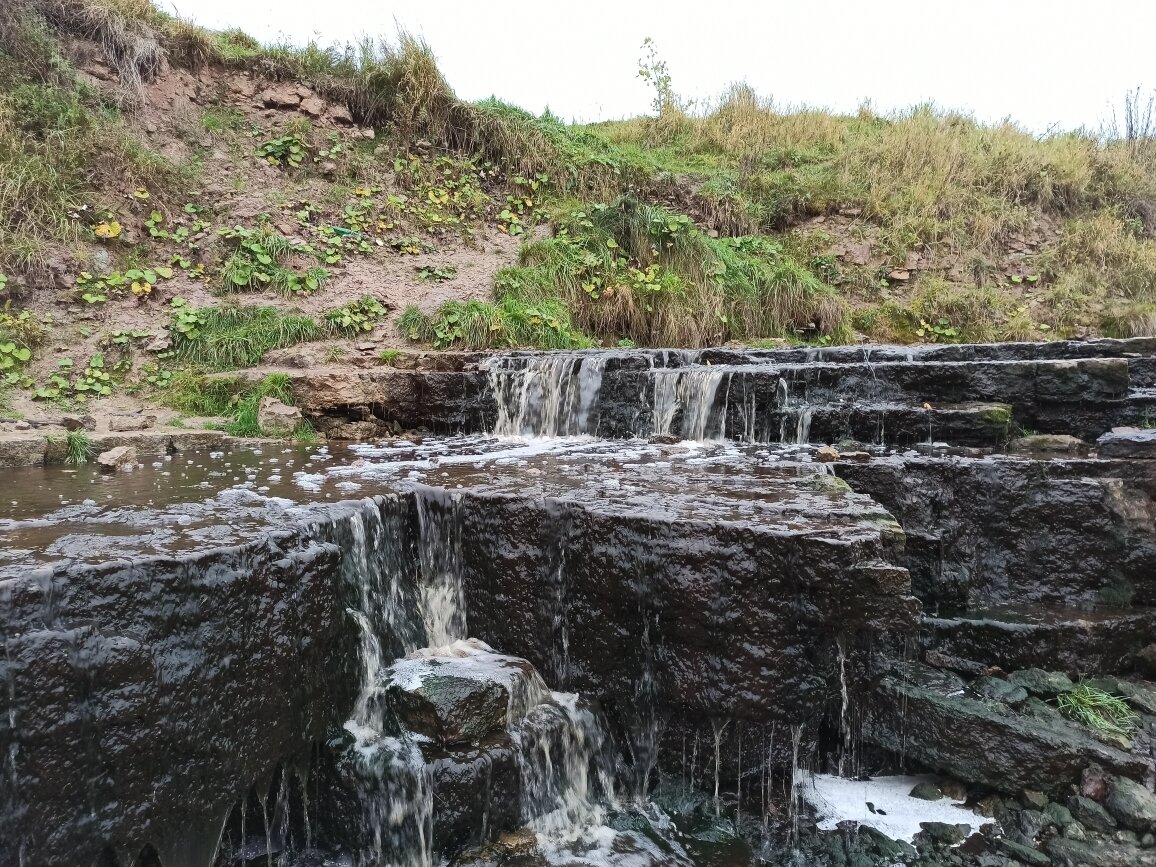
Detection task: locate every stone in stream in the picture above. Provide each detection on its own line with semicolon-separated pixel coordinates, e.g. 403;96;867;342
96;444;137;470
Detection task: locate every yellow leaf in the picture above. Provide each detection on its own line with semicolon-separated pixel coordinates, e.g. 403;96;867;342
132;188;150;200
131;281;153;296
94;221;122;239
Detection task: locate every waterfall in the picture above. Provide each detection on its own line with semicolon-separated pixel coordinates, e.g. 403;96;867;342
337;499;435;867
414;487;466;647
487;354;607;437
651;367;730;441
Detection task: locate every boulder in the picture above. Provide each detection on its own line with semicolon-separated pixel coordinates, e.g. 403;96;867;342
391;675;508;747
1105;776;1156;833
1068;795;1117;832
108;414;157;432
814;445;840;462
909;782;943;800
96;446;137;471
256;398;302;437
1008;668;1075;698
1096;426;1156;459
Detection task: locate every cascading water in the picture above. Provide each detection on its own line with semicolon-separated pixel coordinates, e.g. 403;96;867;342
651;367;731;441
487;354;607;437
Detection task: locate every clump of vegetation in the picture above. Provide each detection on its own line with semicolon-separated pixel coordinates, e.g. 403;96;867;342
219;225;329;295
168;301;320;370
1056;683;1140;738
324;296;387;336
399;297;593;350
161;371;313;439
64;428;92;464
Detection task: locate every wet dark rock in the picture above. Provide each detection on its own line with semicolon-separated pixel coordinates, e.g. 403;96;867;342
1008;668;1075;698
911;782;945;800
1045;802;1076;828
0;524;357;865
969;676;1029;705
837;455;1156;613
1048;836;1156;866
423;732;522;854
1020;789;1050;811
995;837;1050;865
865;671;1152;795
1018;808;1047;840
1105;776;1156;833
1098;427;1156;459
1067;795;1118;832
391;674;509;746
1082;763;1113;800
1137;644;1156;679
919;821;971;844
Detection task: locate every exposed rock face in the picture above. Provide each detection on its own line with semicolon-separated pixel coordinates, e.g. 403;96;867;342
0;526;358;866
836;454;1156;611
256;396;303;436
864;668;1151;795
108;412;157;432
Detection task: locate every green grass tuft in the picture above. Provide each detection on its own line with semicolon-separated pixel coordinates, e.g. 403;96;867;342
170;304;321;371
64;428;92;464
1055;683;1140;738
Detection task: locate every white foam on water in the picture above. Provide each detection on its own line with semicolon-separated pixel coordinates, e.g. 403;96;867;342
801;773;980;843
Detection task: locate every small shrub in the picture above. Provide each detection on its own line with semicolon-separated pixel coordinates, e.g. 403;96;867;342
257;134;309;169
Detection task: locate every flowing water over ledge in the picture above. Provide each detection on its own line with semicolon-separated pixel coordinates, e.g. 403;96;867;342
4;339;1156;867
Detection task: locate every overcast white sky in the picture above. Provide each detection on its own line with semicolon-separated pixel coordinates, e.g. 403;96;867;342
165;1;1156;133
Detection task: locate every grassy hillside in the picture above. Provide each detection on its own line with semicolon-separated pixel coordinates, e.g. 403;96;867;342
1;0;1155;420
